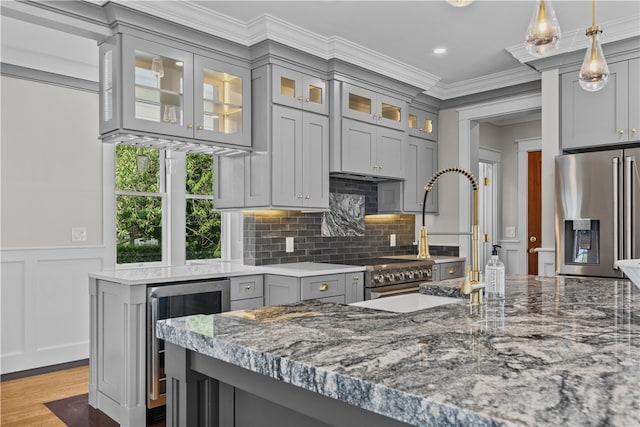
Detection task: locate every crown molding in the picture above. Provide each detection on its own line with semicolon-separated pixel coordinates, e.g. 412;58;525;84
506;14;640;65
111;0;440;91
427;67;541;100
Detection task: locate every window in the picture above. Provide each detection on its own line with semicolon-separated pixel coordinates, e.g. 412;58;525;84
185;153;220;260
115;145;164;264
114;146;221;265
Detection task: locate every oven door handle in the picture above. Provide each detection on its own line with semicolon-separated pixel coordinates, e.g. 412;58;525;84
369;286;420;299
148;294;160;403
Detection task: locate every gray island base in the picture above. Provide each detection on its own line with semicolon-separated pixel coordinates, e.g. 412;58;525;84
157;276;640;427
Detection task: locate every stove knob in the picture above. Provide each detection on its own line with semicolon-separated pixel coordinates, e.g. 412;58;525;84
375;274;385;283
423;269;432;277
396;272;405;280
406;271;414;280
385;273;395;282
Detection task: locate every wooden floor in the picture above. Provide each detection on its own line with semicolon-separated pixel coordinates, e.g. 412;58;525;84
0;365;90;426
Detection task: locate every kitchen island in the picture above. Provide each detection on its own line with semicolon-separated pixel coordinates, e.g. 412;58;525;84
156;276;639;426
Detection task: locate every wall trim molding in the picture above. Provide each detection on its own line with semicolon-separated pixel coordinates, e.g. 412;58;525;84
0;63;98;93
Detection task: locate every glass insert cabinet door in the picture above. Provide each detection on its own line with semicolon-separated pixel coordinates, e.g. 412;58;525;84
408;108;437;141
341;82;405;131
194;56;251;146
121;37;194;139
271;65;328;115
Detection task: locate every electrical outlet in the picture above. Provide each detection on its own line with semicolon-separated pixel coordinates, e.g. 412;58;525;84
285;237;294;253
390;234;396;247
72;227;87;242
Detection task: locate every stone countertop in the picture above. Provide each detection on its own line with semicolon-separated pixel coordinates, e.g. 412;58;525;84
157;276;640;427
89;261;365;285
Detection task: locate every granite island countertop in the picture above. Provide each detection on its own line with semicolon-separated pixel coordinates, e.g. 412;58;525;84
156;276;640;427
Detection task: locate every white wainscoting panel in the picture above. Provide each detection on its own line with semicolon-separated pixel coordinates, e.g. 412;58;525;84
499;240;523;275
1;246;106;374
536;248;556;277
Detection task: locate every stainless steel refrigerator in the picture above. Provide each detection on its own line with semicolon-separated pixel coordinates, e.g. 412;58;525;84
555;147;640;278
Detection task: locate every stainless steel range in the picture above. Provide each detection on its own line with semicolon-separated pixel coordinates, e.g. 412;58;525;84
329;257;433;299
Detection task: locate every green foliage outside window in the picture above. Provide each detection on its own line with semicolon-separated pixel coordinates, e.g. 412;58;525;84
186;153;221;260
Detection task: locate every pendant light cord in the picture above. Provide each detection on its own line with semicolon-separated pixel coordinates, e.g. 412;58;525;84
592;0;596;28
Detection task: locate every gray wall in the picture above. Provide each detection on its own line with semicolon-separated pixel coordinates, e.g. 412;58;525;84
1;76;102;247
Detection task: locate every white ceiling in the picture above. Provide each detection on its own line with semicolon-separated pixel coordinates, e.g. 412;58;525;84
2;0;639;101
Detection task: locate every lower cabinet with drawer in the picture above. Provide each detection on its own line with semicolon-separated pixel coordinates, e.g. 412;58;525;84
265;272;364;306
230;275;264;311
431;261;465;282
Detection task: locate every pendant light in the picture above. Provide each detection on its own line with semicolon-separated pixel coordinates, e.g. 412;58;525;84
446;0;474;7
525;0;561;57
578;0;609;91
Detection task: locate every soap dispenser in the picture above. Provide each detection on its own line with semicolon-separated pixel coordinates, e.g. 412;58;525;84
485;244;505;299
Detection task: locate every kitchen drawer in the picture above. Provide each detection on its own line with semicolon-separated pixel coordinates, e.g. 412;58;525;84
230;275;264;301
312;295;345;304
432;261;465;281
230;297;264;311
300;274;345;300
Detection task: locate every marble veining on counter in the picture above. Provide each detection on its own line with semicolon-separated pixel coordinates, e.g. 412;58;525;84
89;261;364;285
157;276;640;427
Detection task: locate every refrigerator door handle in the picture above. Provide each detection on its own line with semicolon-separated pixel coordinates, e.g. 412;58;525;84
624;156;633;259
613;157;620;268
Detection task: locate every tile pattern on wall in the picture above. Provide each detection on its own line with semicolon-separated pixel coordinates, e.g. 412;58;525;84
243;178;416;266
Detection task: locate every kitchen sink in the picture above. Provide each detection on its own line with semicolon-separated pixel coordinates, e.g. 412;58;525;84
615;259;640;290
349;294;462;313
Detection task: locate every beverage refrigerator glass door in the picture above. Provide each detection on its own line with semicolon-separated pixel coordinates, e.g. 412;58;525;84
147;279;230;410
555;148;640;278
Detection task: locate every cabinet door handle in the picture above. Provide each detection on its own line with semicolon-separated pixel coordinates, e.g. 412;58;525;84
448;268;455;275
319;283;329;291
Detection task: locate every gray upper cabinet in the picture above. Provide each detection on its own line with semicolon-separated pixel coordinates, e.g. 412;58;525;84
341;83;406;131
272;65;328;115
214;64;329;210
561;58;639;150
341;118;405;179
378;136;438;214
100;34;251;147
408;107;437;141
272;105;329;208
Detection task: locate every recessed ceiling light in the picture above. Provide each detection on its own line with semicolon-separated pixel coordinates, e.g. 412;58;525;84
433;47;447;55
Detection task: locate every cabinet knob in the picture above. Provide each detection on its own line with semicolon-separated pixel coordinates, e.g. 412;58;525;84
353;276;359;281
187;123;193;129
319;283;329;291
419;128;424;132
632;128;637;133
245;285;252;290
297;194;303;199
372;113;377;119
619;129;625;134
305;195;310;199
305;98;310;102
197;125;204;131
298;96;303;101
379;165;383;170
448;268;455;275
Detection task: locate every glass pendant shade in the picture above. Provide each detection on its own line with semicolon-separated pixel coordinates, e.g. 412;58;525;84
136;152;150;172
578;28;609;91
525;0;561;57
151;57;164;78
446;0;474;7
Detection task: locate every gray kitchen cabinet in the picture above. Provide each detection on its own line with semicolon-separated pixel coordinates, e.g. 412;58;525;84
431;261;465;282
408;106;437;141
230;275;264;310
272;65;328;115
214;64;329;210
100;33;251;147
265;272;361;306
344;272;364;304
341;117;405;179
341;82;406;131
561;58;639;150
272;105;329;208
378;136;438;213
